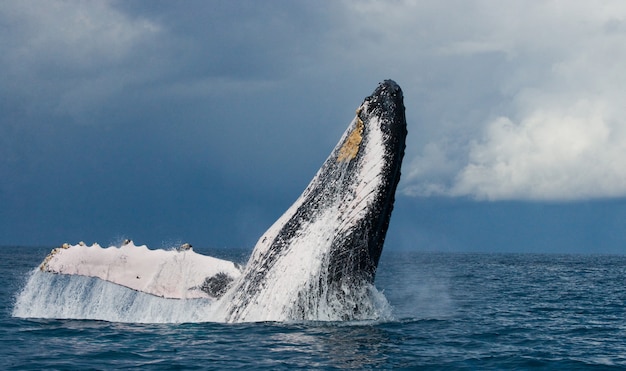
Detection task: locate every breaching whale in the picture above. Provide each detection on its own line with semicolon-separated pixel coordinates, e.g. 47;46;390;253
30;80;407;322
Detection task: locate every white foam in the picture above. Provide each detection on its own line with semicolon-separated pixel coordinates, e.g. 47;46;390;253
13;270;218;323
12;266;391;323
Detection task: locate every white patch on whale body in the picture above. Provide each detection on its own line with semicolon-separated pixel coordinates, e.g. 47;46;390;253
214;207;340;322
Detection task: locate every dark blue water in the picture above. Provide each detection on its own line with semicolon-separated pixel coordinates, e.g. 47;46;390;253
3;246;626;369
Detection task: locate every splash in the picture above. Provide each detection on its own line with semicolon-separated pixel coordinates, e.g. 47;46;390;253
12;263;392;323
13;269;216;323
12;222;393;323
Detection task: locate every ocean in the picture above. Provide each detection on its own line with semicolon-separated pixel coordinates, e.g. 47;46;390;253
2;246;626;369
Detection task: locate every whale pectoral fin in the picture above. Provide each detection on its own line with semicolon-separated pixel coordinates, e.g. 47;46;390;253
40;242;242;299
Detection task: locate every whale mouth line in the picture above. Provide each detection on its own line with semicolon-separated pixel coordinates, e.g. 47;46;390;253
13;79;407;323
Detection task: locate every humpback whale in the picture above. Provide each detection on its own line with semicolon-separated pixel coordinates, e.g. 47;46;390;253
29;80;407;323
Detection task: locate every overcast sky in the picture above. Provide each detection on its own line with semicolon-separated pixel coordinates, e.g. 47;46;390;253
2;1;626;253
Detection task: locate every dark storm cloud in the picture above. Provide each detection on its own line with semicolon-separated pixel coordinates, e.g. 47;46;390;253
0;1;353;247
2;1;626;253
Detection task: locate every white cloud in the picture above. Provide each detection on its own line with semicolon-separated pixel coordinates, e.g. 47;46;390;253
348;0;626;201
4;1;626;201
448;2;626;200
452;101;626;200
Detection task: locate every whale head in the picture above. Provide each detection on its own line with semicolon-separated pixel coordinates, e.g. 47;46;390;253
220;80;407;321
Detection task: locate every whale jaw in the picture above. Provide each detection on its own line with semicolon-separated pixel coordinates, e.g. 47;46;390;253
220;80;407;322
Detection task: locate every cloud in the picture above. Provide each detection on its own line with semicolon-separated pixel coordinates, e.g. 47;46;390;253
0;1;161;122
452;101;626;200
390;1;626;201
3;1;626;205
1;1;626;249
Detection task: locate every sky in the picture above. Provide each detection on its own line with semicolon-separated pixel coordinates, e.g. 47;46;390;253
1;1;626;253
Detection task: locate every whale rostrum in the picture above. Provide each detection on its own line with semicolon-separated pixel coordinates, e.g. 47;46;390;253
36;80;407;322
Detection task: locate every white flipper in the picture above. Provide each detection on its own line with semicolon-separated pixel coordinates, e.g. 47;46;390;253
40;241;241;299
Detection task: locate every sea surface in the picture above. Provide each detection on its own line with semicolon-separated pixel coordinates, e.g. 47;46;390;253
2;246;626;370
